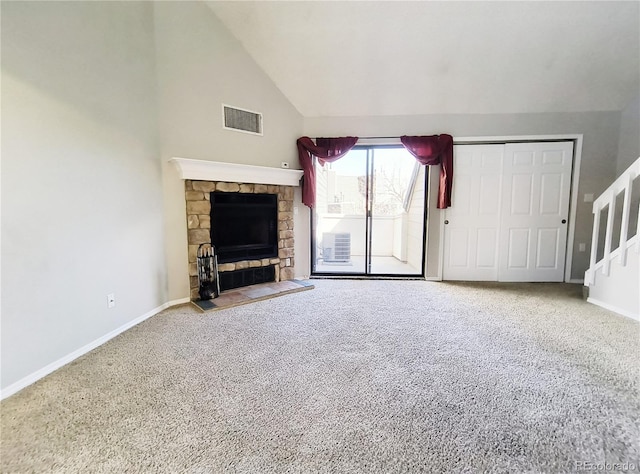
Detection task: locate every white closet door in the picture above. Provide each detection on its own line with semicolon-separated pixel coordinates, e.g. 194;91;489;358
443;144;504;280
498;142;573;282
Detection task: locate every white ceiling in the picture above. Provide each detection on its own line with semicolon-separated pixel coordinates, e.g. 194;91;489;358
206;1;640;117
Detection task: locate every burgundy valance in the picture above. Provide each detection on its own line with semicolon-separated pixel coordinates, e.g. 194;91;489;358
400;134;454;209
297;136;359;208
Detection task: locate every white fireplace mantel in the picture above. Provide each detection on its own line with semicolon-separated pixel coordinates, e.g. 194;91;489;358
170;157;303;187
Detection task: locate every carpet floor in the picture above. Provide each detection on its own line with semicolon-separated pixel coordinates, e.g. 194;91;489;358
1;280;638;473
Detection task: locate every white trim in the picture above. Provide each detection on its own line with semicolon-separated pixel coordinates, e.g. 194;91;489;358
357;134;581;145
357;137;402;146
437;204;445;281
587;297;640;321
0;298;190;400
166;297;191;306
565;135;583;283
428;164;445;281
454;134;583;144
169;158;303;187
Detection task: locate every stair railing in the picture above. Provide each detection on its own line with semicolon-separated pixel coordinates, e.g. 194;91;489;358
586;157;640;285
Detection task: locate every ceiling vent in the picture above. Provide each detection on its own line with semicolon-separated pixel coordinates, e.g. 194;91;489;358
222;104;263;136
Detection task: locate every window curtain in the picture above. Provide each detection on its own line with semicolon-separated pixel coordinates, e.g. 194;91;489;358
400;134;454;209
297;136;359;208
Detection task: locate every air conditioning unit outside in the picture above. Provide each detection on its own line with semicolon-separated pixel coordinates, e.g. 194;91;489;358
323;232;351;263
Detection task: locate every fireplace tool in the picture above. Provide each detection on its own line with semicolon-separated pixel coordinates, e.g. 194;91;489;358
197;243;220;300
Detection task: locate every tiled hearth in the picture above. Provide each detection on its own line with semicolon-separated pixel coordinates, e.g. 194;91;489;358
192;279;314;312
185;179;296;300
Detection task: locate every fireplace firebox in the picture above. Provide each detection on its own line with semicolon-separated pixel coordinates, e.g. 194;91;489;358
210;192;278;264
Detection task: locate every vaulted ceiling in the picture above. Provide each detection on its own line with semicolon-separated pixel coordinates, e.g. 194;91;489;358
206;1;639;117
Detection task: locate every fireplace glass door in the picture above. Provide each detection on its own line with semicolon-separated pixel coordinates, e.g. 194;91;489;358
312;145;427;276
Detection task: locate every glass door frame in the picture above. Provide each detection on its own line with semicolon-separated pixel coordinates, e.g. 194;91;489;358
310;144;429;278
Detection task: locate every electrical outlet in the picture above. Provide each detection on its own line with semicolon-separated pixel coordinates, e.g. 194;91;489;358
281;161;289;169
584;193;594;203
107;293;116;309
578;243;586;252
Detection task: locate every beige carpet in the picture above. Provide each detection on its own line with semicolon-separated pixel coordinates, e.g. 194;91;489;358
1;280;638;473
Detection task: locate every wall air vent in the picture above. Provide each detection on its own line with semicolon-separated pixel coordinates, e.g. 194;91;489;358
222;104;263;136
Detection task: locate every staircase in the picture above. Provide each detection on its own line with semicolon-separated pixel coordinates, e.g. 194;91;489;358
584;157;640;320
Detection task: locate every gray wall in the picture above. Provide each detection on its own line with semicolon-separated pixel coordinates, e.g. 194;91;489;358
617;94;640;176
1;2;166;390
153;2;304;300
305;111;621;280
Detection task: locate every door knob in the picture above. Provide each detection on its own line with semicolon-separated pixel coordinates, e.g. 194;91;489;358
562;219;567;224
444;220;449;225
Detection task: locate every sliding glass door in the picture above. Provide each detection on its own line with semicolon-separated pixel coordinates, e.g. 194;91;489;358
312;145;427;276
314;148;368;273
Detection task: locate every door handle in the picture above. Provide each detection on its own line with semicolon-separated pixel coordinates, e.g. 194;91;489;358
562;219;567;224
444;220;449;225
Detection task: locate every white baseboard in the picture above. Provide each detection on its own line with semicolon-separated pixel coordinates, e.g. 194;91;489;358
0;297;190;400
587;297;639;322
567;278;584;284
166;297;191;307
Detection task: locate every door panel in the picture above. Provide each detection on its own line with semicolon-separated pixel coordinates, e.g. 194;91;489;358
449;228;470;268
510;174;533;215
479;175;501;214
476;228;498;267
536;228;560;268
507;228;530;268
498;141;573;282
513;151;534;166
369;148;425;275
314;149;368;274
540;174;562;214
443;144;504;280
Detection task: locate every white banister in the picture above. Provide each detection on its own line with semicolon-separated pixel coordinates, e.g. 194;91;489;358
619;172;632;266
588;205;601;285
602;190;616;276
637;190;640;255
586;157;640;285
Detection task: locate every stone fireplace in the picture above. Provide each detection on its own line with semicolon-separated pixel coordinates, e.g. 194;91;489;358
170;157;304;301
185;179;295;299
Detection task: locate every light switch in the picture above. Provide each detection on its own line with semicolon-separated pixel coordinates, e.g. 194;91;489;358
584;193;594;203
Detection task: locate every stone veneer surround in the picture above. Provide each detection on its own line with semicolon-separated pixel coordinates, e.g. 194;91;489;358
185;180;295;300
